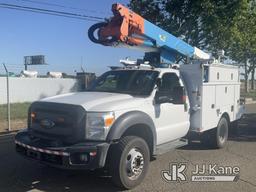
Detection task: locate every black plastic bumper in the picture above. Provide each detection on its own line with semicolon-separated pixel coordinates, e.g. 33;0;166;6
15;129;110;170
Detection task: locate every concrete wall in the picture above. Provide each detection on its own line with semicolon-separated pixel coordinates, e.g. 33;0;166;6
0;77;79;104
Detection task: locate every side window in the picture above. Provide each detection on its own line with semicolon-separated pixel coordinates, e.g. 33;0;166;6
96;74;117;90
159;73;181;93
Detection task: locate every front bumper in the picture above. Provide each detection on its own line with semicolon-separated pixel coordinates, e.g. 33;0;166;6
15;129;110;170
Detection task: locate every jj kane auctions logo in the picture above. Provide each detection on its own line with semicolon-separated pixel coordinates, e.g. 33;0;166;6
162;163;240;182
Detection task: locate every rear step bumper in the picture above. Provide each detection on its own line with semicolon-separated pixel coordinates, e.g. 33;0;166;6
15;129;110;170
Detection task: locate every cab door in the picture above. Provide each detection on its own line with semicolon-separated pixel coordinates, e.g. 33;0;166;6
153;72;190;145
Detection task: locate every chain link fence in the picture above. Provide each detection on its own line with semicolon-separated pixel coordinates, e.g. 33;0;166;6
0;64;81;133
0;102;30;133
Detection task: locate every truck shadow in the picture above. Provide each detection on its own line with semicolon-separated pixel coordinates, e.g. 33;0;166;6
0;134;121;192
179;141;214;150
180;113;256;151
15;168;120;192
228;113;256;142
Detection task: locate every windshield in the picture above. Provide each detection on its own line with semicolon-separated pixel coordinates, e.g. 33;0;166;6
88;70;159;96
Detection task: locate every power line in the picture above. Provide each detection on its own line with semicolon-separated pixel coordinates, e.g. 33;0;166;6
0;3;105;22
16;0;111;15
0;5;100;21
1;3;104;20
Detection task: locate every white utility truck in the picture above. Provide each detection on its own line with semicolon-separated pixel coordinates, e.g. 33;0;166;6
15;3;244;189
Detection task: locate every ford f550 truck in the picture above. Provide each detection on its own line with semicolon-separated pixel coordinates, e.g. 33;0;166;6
15;3;244;189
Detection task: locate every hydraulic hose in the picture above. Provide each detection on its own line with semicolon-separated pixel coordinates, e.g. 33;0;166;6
88;22;117;45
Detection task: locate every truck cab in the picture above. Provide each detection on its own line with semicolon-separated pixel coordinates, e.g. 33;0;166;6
15;66;192;187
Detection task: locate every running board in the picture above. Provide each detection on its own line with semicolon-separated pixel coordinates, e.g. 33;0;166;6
155;138;188;155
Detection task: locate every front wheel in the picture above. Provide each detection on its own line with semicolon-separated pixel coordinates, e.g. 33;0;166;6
107;136;150;189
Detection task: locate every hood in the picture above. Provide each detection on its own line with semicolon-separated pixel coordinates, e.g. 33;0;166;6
40;91;146;111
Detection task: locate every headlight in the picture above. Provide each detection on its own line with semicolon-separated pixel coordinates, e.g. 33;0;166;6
86;112;115;140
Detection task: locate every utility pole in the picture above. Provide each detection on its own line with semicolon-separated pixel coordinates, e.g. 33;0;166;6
3;63;11;132
81;56;85;72
251;62;255;90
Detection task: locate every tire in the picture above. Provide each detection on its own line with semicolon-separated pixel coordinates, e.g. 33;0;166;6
201;117;229;149
107;136;150;189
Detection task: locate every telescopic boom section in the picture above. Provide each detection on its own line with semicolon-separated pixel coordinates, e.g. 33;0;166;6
88;3;210;63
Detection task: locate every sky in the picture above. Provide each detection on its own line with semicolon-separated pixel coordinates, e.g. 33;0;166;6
0;0;142;75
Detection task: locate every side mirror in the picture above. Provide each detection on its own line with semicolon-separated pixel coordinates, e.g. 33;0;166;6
155;90;173;104
173;86;185;104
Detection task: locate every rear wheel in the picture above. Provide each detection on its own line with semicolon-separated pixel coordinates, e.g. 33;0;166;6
107;136;150;189
201;117;229;148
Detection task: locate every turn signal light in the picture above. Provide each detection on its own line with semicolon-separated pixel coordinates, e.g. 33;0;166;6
104;116;115;127
31;112;36;119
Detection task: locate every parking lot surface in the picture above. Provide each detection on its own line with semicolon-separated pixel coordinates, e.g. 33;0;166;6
0;104;255;192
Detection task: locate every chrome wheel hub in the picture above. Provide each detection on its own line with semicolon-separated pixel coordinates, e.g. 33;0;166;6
126;148;144;180
219;123;227;143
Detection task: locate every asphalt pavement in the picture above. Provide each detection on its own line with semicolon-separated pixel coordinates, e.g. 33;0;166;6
0;104;255;192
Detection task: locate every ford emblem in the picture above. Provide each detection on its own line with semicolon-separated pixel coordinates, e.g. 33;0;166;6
40;119;55;129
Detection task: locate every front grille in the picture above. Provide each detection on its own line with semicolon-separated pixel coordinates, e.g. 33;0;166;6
29;102;86;144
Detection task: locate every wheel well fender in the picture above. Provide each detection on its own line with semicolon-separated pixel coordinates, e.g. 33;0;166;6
106;111;156;154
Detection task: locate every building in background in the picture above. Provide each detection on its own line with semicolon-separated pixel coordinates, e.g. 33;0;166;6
76;72;96;91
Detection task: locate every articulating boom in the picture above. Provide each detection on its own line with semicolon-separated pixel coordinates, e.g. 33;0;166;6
88;3;210;65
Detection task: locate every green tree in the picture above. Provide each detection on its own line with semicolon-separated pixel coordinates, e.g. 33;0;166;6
129;0;256;92
228;1;256;91
129;0;246;53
